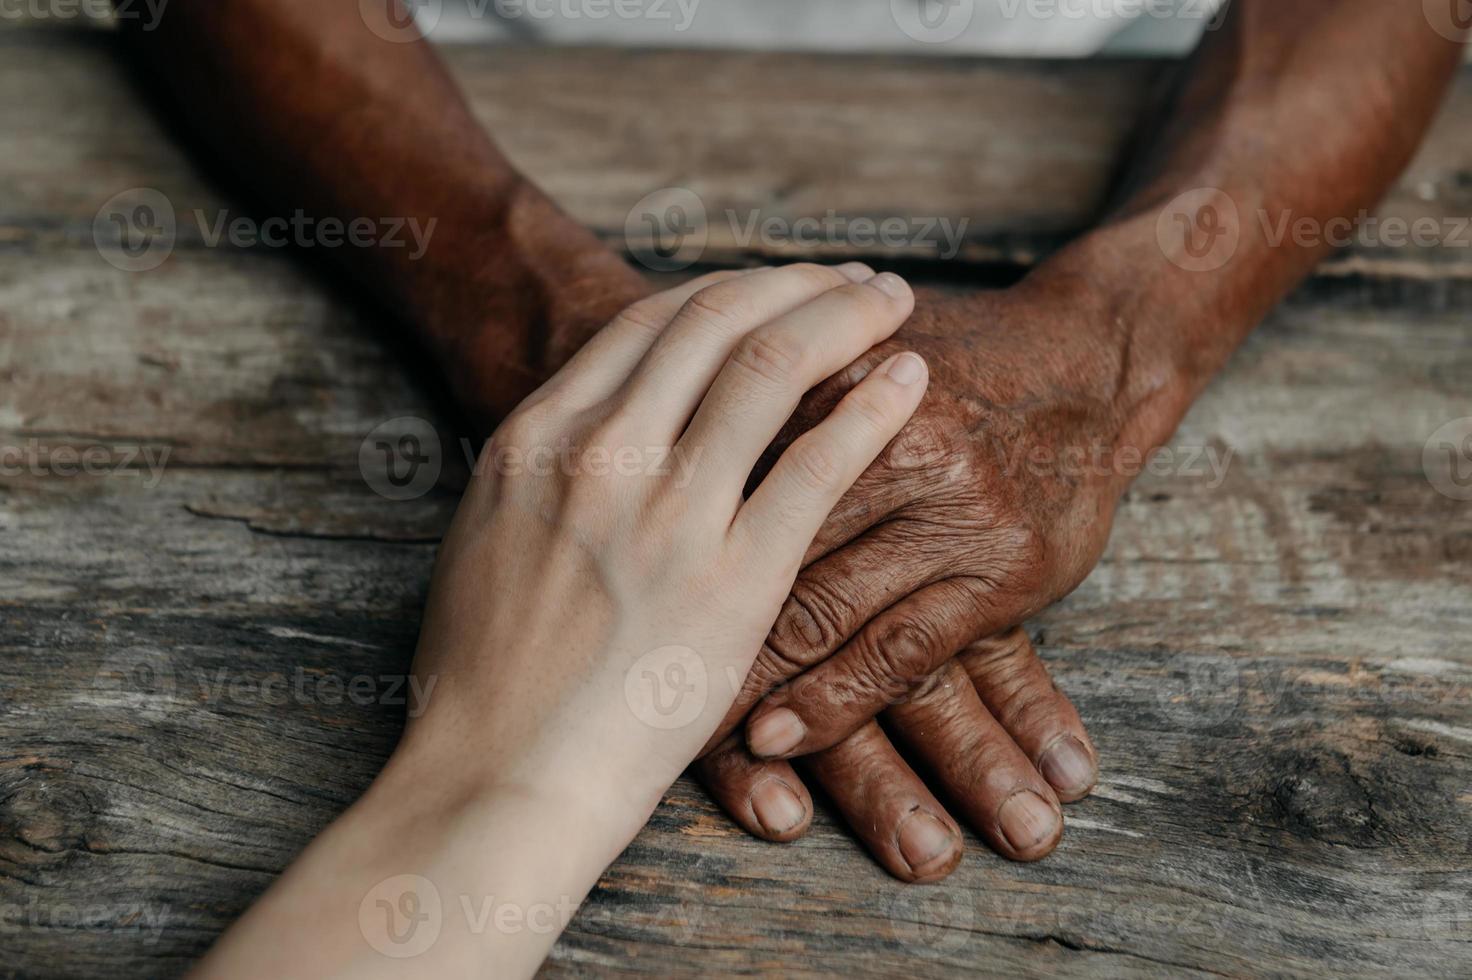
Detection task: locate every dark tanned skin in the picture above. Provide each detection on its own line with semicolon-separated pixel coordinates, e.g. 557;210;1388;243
117;1;1463;882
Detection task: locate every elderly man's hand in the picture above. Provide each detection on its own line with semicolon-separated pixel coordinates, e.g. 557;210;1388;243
698;273;1174;876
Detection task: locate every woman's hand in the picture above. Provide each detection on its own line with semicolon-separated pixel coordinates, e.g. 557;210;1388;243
404;262;929;802
193;263;928;979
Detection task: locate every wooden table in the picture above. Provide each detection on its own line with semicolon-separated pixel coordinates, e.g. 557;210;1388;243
2;24;1470;979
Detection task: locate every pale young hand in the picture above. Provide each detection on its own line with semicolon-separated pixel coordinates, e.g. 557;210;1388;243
400;262;929;804
194;262;928;979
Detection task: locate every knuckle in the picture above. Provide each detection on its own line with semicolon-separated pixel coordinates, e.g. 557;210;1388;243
842;280;898;318
908;661;967;708
732;331;807;387
882;414;957;472
613;300;670;340
966;631;1053;708
767;582;854;671
788;262;848;292
684;284;752;333
843;388;897;435
586;410;635;454
489;409;544;454
874;618;941;683
788;439;842;491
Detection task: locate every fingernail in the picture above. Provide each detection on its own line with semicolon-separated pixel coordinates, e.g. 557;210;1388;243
897;809;958;873
750;779;806;835
867;271;910;300
747;708;805;758
998;790;1059;852
835;261;874;281
1040;736;1096;797
885;352;926;385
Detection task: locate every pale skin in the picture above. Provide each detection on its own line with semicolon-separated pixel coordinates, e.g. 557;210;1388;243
191;266;930;978
115;0;1467;883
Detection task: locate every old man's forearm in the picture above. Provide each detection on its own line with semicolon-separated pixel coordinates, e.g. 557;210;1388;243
114;0;643;427
1034;0;1462;452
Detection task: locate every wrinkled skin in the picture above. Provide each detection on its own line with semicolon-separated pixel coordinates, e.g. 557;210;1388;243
696;278;1136;875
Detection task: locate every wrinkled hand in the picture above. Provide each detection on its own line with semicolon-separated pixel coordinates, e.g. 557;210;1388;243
699;275;1152;878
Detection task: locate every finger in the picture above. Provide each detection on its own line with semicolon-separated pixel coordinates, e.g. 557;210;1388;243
532;268;757;410
958;629;1099;802
699;519;953;754
804;721;964;883
733;351;928;562
678;272;916;500
885;661;1063;861
743;577;1005;760
621;262;873;434
694;734;813;842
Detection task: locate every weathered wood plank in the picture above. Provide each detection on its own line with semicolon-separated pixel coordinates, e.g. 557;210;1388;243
2;462;1470;978
2;26;1471;980
4;31;1472;281
3;247;1471;976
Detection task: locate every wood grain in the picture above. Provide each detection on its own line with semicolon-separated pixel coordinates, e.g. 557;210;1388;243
1;28;1470;980
6;31;1472;282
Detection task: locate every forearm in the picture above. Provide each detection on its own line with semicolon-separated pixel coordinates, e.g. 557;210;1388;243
119;0;645;428
191;741;653;979
1030;0;1463;452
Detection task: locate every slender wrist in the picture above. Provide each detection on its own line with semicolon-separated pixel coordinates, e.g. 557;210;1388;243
391;691;675;845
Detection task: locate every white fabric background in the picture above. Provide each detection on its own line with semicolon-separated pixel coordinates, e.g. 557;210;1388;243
428;0;1226;56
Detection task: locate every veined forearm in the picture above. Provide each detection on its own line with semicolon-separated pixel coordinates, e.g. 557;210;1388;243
1031;0;1463;449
